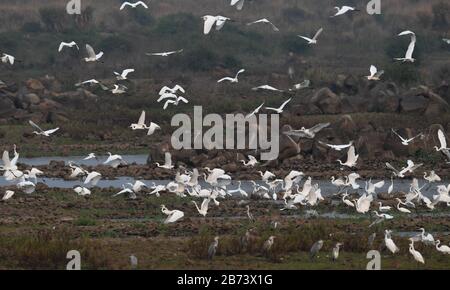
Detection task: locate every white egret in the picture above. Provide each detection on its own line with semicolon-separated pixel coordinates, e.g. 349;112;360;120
84;44;103;62
378;202;392;212
104;152;125;168
192;198;210;217
434;129;448;152
120;1;148;10
73;186;91;196
159;85;185;95
332;6;358;17
146;49;184;57
2;190;15;201
58;41;79;52
391;129;422;146
1;53;15;65
409;239;425;264
247;19;279;31
240;155;258;167
83;153;97;160
156;152;174;169
264;98;292;114
29;120;59;137
251;85;283;92
217;69;245;83
435;240;450;254
384;230;399;254
161;205;184;224
208;236;219;260
395;31;416;62
230;0;245;10
114;69;134;80
366;65;384;81
396;198;412;214
424;171;441;183
319;141;353;151
284;123;330;139
332;243;343;261
298;28;323;44
337;146;359;168
245;102;265;118
84;171;102;186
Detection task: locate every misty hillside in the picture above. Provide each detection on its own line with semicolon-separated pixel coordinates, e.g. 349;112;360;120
0;0;449;87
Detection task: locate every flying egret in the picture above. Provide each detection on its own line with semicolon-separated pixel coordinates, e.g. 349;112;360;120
424;171;441;183
84;171;102;186
104;152;125;168
84;44;103;62
156;152;174;169
319;141;354;151
120;1;148;10
366;65;384;81
1;53;15;65
434;129;448;152
58;41;79;52
298;28;323;44
240;155;258;167
130;111;147;130
159;85;185;95
202;16;231;35
251;85;283;92
290;80;310;91
217;69;245;83
332;6;358;17
247;19;279;31
29;120;59;137
161;205;184;224
337;146;359;168
395;31;416;62
192;198;210;217
83;153;97;160
365;179;385;195
146;49;184;57
230;0;245;10
111;84;127;94
114;69;135;80
265;98;292;114
246;102;265;118
391;129;422;146
284;123;330;139
386;160;422;178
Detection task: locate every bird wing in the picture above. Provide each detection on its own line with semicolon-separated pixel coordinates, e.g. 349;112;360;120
158;93;177;102
217;77;233;83
347;146;357;161
279;98;292;110
391;129;406;142
85;44;96;58
374;181;385;189
203;16;217;34
45;128;60;135
58;42;67;52
370;65;377;77
235;69;245;78
313;28;323;40
386;162;399;174
173;84;185;93
201;198;210;211
122;69;135;77
298;36;313;42
374;70;384;78
438;129;447;148
177;96;189;103
405;34;416;59
163;100;175;109
165;152;172;166
310;122;330;134
138;111;146;125
137;1;149;8
284;130;308;138
28;120;44;132
2;151;11;168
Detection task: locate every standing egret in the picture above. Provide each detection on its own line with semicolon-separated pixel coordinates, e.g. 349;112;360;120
208;236;220;260
409;239;425;264
331;243;343;261
384;230;399;254
310;240;324;260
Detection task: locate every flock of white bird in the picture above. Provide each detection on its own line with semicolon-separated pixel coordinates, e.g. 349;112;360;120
1;0;450;266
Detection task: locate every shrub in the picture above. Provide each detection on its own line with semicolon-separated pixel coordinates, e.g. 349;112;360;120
21;22;43;33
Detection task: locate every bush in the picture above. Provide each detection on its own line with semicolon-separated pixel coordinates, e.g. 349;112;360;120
432;2;450;30
21;22;43;33
154;13;199;35
181;46;219;72
384;62;420;85
39;7;69;32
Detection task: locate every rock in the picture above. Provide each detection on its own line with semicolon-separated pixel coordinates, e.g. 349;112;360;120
310;87;342;114
337;115;357;138
26;79;45;92
0;97;15;117
24;93;41;105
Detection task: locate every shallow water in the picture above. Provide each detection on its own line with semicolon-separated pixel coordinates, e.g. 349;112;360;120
17;154;149;167
2;154;448;197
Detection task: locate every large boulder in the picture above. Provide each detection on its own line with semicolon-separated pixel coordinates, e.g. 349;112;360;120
310;87;342;114
25;79;45;92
